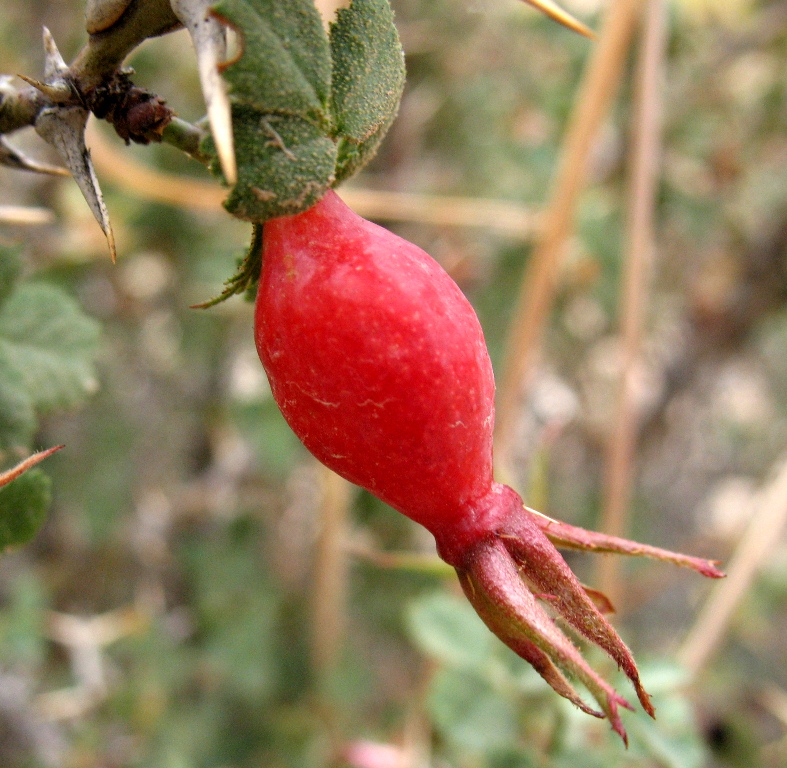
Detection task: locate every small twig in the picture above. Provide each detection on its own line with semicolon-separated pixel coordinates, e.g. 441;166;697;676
160;117;212;164
70;0;181;90
312;465;354;682
494;0;645;469
677;457;787;679
598;0;668;605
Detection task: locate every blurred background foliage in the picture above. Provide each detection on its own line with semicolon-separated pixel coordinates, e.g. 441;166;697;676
0;0;786;765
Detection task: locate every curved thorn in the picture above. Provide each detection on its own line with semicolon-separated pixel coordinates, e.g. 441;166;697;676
16;73;72;103
42;27;68;79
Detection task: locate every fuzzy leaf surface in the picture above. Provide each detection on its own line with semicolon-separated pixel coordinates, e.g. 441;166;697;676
0;280;100;444
211;0;331;122
330;0;405;181
218;109;337;221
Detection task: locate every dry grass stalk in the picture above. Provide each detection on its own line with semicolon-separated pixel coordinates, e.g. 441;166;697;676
494;0;645;467
0;205;57;225
677;457;787;679
312;465;354;681
86;123;536;237
598;0;668;605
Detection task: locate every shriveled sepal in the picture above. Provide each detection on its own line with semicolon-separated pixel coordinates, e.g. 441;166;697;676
435;482;723;744
531;511;725;579
457;536;633;743
497;503;654;718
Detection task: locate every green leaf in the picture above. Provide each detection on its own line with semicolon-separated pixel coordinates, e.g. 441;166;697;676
330;0;405;181
407;591;494;670
330;0;405;140
0;282;100;415
0;468;51;550
219;108;337;222
211;0;331;123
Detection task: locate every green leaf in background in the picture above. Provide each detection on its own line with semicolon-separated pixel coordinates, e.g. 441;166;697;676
219;109;337;221
430;667;519;752
0;364;36;450
330;0;405;182
0;282;100;416
0;468;51;550
406;591;494;670
211;0;331;123
0;244;22;307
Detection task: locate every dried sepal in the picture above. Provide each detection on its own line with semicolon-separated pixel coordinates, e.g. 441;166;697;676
170;0;237;184
438;483;724;743
458;537;633;743
497;503;654;717
530;510;726;579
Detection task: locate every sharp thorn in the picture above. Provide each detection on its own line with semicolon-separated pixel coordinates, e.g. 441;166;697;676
42;27;68;79
16;73;72;103
170;0;237;184
35;107;117;261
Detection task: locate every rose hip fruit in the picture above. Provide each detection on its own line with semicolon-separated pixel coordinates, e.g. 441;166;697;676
254;190;723;742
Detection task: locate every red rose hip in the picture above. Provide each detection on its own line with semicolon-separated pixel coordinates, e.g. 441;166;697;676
254;190;723;742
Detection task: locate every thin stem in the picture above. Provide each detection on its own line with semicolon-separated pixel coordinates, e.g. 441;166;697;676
494;0;644;469
677;457;787;679
160;117;212;165
598;0;668;606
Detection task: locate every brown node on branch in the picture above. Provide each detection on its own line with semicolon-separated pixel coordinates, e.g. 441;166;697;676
84;71;173;145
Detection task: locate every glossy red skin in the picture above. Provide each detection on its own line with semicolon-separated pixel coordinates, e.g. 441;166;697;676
255;190;498;551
